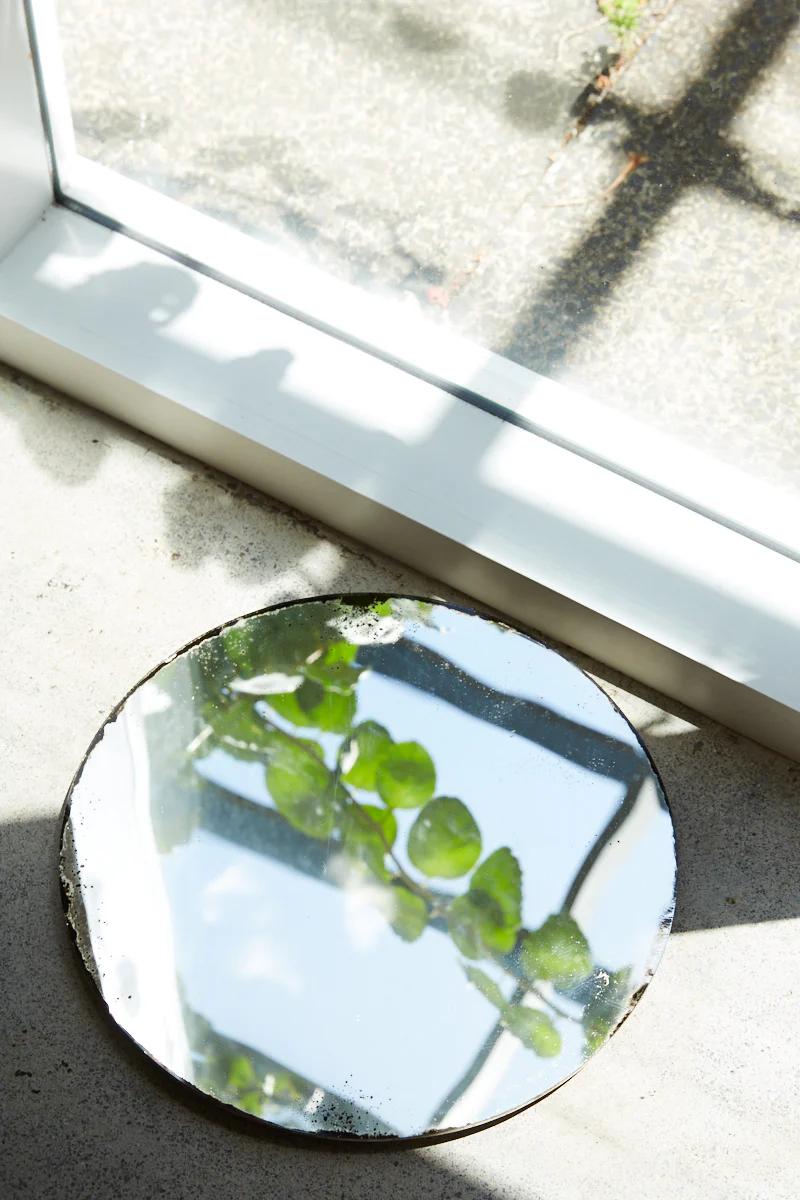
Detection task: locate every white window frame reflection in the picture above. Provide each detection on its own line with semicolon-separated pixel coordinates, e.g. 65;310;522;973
2;0;800;760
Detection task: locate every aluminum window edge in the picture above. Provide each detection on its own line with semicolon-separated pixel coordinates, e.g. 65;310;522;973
0;0;55;260
23;0;76;190
1;205;799;761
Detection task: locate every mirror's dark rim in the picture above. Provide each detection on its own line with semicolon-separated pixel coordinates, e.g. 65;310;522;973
57;592;678;1147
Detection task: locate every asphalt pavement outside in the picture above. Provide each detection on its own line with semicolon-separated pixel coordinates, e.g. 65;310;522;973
57;0;800;495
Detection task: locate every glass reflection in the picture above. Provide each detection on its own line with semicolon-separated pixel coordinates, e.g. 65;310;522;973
61;598;675;1138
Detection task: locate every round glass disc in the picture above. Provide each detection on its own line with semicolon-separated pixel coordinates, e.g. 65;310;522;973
60;596;676;1140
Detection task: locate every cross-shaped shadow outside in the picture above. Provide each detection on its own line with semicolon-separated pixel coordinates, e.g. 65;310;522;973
502;0;800;372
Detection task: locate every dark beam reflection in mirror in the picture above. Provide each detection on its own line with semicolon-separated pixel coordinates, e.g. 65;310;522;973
60;596;676;1140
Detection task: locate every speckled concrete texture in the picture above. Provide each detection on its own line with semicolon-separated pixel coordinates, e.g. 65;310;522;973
57;0;800;492
1;366;798;1197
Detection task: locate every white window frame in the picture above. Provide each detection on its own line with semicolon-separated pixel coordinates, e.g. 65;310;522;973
3;0;800;760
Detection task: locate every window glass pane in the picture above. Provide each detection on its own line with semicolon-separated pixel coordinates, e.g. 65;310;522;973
57;1;800;497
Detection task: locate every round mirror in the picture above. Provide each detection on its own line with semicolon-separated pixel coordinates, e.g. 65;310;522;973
61;596;675;1140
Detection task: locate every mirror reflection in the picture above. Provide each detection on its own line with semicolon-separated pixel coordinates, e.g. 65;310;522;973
61;597;675;1139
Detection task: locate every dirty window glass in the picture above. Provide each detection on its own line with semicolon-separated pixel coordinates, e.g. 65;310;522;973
56;1;800;497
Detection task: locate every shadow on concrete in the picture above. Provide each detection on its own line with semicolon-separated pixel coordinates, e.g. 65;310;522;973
502;0;800;372
391;8;467;55
504;69;577;132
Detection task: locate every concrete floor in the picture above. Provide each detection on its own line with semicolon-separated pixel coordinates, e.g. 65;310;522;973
57;0;800;494
2;364;799;1197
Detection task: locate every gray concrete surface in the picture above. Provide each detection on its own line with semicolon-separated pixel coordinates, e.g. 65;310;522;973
57;0;800;493
2;364;799;1197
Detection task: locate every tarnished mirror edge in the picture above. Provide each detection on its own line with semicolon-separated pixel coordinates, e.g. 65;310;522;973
57;592;678;1146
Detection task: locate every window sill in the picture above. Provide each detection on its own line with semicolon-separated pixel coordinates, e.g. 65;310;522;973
1;202;799;760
